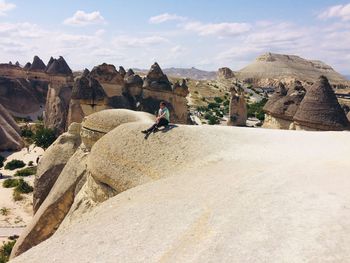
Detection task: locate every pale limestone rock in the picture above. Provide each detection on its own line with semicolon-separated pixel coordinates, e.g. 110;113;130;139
10;125;350;263
33;123;81;213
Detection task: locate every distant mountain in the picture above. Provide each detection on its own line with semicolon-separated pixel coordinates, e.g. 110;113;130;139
236;53;350;88
134;67;217;80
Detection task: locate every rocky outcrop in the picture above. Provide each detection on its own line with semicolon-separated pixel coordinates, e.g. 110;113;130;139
67;62;191;127
46;57;72;75
263;77;349;131
10;112;350;262
11;110;155;258
29;56;46;72
263;81;306;129
293;76;350;131
237;53;350;89
23;62;31;70
227;86;247;126
0;74;47;118
44;82;73;134
218;67;235;79
0;104;24;151
33;123;81;213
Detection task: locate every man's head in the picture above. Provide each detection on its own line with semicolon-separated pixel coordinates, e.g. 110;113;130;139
160;101;166;109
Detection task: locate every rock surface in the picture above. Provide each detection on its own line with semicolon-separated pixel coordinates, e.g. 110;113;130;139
218;67;235;79
29;56;46;71
227;86;247;126
33;123;81;213
293;76;350;130
0;104;24;151
10;121;350;263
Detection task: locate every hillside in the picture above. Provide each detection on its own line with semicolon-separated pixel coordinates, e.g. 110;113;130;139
135;67;217;80
10;110;350;262
236;53;350;88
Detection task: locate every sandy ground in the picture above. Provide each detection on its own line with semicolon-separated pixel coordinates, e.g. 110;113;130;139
0;145;44;243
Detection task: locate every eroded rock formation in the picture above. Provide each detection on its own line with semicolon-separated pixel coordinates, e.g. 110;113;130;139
67;62;190;127
263;77;349;131
10;109;350;262
227;86;247;126
0;104;24;151
293;76;350;131
218;67;235;79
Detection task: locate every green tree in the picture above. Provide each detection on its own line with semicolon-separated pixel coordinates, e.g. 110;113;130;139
32;126;57;149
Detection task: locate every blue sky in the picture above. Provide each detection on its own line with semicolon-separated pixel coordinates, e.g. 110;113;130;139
0;0;350;74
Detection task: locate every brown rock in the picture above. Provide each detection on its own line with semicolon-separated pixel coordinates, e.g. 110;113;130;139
227;86;247;126
0;104;24;151
29;56;46;71
293;76;350;130
46;56;72;75
218;67;235;79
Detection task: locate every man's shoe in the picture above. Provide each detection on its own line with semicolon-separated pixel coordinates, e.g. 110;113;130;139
141;130;148;134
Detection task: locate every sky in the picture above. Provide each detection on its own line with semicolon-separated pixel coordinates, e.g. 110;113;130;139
0;0;350;74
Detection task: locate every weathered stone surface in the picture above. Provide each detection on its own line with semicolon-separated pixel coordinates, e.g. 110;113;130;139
0;104;24;151
11;147;89;258
46;57;72;75
29;56;46;71
218;67;235;79
293;76;350;131
44;83;72;134
80;109;154;150
143;62;172;91
227;86;247;126
33;123;81;213
11;124;350;263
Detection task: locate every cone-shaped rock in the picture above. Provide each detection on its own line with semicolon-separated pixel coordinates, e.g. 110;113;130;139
71;76;107;101
45;57;54;71
29;56;46;71
119;66;126;77
46;56;72;75
264;81;306;120
143;62;172;91
293;76;350;130
23;62;31;70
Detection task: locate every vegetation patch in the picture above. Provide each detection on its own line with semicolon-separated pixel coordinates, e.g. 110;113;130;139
247;98;268;121
32;126;57;149
14;167;37;177
14;179;33;194
0;240;16;263
4;160;25;171
2;179;20;188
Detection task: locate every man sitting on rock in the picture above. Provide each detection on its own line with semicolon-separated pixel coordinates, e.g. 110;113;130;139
142;102;170;134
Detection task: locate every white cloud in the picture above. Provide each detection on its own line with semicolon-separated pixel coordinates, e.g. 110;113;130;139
183;21;251;36
0;0;15;16
64;10;106;26
113;35;168;48
319;3;350;21
149;13;186;24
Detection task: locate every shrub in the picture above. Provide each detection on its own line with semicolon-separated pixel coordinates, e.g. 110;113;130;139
204;112;212;120
0;240;16;263
223;100;230;106
214;97;223;103
14;179;33;194
21;128;34;138
0;156;5;168
12;191;23;202
32;126;57;149
4;160;25;170
247;98;268;121
0;207;10;216
207;102;220;109
14;167;37;177
2;179;19;188
208;115;220;125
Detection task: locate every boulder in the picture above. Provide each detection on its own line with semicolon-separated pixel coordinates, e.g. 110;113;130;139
293;76;350;130
29;56;46;71
33;123;81;213
227;86;247;126
0;104;24;151
10;123;350;263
